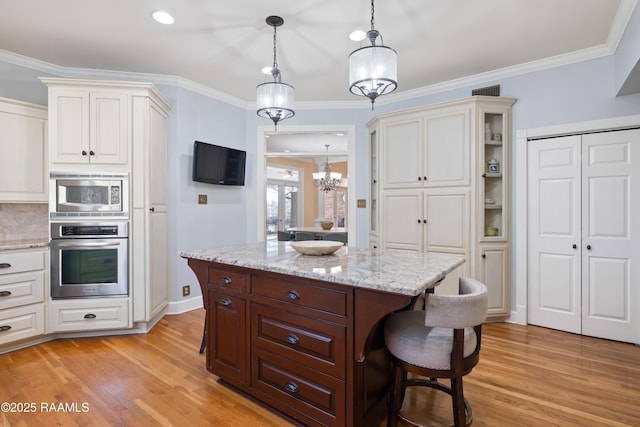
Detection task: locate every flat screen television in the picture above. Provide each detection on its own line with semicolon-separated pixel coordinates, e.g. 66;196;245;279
192;141;246;186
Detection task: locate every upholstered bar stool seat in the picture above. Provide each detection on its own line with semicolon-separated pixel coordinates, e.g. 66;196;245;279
384;277;488;427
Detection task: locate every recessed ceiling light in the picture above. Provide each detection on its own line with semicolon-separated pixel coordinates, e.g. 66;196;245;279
152;10;175;25
349;30;366;42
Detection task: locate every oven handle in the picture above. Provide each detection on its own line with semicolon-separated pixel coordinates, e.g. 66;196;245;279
54;241;122;248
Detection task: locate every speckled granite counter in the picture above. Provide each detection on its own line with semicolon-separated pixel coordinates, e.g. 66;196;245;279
180;241;464;296
0;239;49;251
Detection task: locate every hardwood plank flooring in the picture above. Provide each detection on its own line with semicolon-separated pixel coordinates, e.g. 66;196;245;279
1;309;639;426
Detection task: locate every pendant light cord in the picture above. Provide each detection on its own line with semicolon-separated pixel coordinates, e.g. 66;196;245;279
272;25;278;70
370;0;375;31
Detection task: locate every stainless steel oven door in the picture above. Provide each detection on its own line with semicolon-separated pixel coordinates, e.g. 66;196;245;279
50;238;128;299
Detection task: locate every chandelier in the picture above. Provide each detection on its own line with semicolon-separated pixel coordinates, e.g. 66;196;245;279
348;0;397;109
257;16;295;130
312;145;343;193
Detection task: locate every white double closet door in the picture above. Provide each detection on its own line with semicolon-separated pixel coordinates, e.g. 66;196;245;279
528;129;640;344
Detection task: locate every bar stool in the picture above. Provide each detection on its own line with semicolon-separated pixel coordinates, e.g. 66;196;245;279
384;277;488;427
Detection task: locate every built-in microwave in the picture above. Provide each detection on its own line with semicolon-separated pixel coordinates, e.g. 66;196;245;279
50;173;129;218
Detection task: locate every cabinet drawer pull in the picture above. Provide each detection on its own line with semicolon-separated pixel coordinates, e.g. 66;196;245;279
222;276;232;284
284;334;300;345
0;325;12;332
0;291;12;297
0;263;11;269
284;381;299;393
84;313;97;319
285;290;300;300
220;297;232;306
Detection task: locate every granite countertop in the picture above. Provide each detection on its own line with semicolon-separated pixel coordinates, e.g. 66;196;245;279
180;242;465;296
0;238;50;251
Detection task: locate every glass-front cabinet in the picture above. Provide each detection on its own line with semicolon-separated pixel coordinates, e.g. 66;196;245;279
481;111;506;239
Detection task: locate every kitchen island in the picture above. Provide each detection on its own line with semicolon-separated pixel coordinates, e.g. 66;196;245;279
181;242;464;427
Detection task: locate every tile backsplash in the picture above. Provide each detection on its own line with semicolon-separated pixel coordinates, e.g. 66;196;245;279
0;203;48;241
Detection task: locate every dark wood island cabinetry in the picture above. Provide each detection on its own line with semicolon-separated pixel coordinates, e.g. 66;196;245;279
182;242;463;427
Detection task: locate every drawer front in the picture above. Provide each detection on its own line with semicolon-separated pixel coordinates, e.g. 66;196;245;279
209;267;247;293
251;275;347;317
49;298;130;332
252;347;345;427
0;250;46;275
0;271;45;310
0;303;45;345
252;303;346;379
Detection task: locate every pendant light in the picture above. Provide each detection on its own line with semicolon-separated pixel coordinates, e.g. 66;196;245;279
257;15;294;130
349;0;397;109
312;145;343;193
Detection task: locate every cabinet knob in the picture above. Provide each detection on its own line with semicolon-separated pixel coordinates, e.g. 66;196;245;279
286;290;300;300
222;276;232;285
482;173;486;178
572;244;577;249
81;150;88;156
220;297;232;306
373;179;377;184
586;245;592;250
284;382;299;393
284;334;300;345
149;207;155;212
89;150;95;156
417;176;422;181
0;325;12;333
423;176;427;181
417;219;421;224
482;254;486;259
0;291;12;297
0;263;11;269
83;313;97;319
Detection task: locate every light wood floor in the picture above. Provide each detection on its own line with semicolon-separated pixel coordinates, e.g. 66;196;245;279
1;309;639;426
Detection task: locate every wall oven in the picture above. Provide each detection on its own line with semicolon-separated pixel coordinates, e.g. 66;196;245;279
50;222;128;299
50;173;129;218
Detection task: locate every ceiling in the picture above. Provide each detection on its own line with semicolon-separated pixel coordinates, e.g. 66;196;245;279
0;0;633;106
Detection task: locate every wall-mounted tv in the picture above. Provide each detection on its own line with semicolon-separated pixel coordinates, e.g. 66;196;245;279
192;141;247;186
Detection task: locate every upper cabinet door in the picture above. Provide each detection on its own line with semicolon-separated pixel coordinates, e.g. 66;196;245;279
89;91;129;164
382;117;422;188
48;89;89;164
48;88;128;167
423;109;470;187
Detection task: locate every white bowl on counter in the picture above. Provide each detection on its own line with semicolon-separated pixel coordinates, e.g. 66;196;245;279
290;240;344;255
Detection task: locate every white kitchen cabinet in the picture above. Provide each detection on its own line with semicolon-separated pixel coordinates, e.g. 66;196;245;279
381;107;470;189
0;97;48;202
130;94;171;326
40;78;172;333
43;83;128;168
48;298;130;332
0;248;47;346
370;96;515;316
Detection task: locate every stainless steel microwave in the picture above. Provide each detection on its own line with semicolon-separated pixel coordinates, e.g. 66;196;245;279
50;173;129;218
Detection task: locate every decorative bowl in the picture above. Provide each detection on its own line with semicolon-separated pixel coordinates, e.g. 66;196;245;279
320;221;334;230
291;240;343;256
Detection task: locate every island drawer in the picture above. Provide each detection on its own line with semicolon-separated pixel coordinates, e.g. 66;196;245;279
251;275;347;317
251;303;346;380
208;267;247;293
252;347;345;427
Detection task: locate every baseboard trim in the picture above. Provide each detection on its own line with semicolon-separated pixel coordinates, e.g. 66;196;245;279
166;296;203;315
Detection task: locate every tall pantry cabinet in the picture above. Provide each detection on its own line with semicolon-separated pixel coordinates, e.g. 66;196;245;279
41;78;171;330
368;96;515;317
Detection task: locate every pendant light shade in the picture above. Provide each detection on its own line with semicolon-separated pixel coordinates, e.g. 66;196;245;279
257;16;294;130
349;1;397;109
